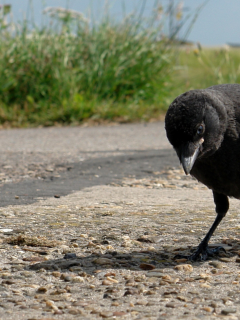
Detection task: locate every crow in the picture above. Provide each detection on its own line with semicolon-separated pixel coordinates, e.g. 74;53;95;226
165;83;240;261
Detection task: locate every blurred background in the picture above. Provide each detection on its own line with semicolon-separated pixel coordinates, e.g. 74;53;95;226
0;0;239;127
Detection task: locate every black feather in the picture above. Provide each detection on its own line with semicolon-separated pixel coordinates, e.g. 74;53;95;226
165;83;240;260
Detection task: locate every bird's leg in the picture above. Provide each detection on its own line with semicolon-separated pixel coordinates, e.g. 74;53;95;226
176;192;229;261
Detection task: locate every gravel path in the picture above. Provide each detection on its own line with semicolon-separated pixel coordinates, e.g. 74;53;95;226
0;122;239;319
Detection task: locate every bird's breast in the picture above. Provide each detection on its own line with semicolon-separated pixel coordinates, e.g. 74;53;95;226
191;154;240;199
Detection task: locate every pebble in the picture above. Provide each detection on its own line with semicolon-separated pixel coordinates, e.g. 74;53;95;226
64;253;77;259
105;276;118;283
177;296;188;302
139;263;156;270
68;308;82;315
100;311;113;318
202;306;213;312
93;258;114;265
145;290;156;295
135;300;147;305
102;280;112;285
0;229;13;233
209;261;223;269
60;274;73;282
221;307;237;315
51;271;61;278
46;300;62;313
71;276;85;283
37;286;48;293
60;245;72;254
219;257;233;262
166;302;178;308
174;264;193;272
124;288;139;296
113;311;127;316
72;301;89;307
146;271;164;278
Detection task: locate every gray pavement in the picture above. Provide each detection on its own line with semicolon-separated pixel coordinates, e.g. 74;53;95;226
1;122;240;319
0;122;178;206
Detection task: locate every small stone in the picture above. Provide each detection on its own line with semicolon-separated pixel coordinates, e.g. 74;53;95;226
135;300;147;305
124;288;139;296
174;264;193;272
202;307;212;312
211;269;218;274
46;300;61;313
37;286;48;293
23;256;45;262
219;257;232;262
145;290;156;295
139;263;156;270
52;271;61;278
105;276;118;283
221;307;236;315
0;229;13;233
209;261;223;269
125;279;135;286
93;258;114;265
102;280;112;285
175;258;188;263
104;272;116;277
162;274;172;281
100;311;113;318
64;253;77;259
71;243;79;247
60;273;73;282
80;234;88;238
59;245;71;254
69;266;82;272
111;302;119;306
146;271;164;278
2;280;15;285
68;309;82;315
200;283;211;288
72;301;89;307
191;297;200;304
71;276;85;283
113;311;127;316
177;296;188;302
166;302;178;308
209;302;217;308
52;288;67;295
146;246;156;251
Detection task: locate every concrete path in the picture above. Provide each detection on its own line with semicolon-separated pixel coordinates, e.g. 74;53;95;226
0;122;178;206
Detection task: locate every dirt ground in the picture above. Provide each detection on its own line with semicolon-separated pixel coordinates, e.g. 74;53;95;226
0;122;239;319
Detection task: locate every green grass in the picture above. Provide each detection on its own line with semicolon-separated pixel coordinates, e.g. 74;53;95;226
0;4;240;127
0;5;174;127
170;46;240;101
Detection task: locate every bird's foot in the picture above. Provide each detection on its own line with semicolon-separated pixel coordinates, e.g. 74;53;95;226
174;245;226;262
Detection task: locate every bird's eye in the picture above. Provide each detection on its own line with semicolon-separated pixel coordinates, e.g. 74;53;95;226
197;125;204;136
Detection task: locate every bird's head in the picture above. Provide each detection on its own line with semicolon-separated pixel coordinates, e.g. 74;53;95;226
165;89;228;175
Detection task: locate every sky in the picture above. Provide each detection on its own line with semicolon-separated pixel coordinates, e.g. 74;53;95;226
1;0;240;46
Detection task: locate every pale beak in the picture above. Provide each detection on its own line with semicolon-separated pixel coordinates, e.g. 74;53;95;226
180;138;204;175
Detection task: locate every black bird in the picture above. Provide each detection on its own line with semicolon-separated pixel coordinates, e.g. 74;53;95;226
165;83;240;261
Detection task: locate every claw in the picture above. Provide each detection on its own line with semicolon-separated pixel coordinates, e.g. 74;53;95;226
174;246;226;262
